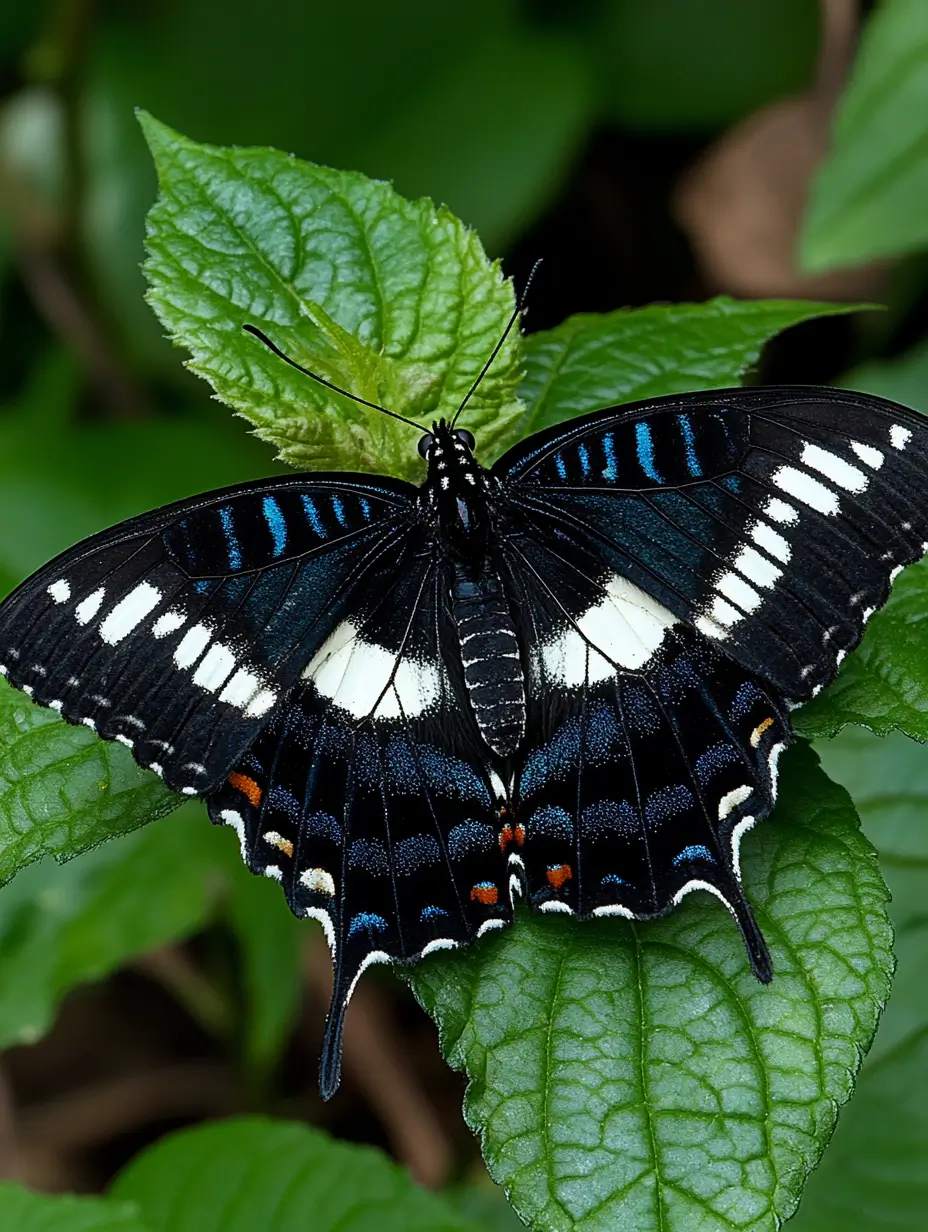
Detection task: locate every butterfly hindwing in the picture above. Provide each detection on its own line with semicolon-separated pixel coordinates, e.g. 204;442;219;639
0;474;416;793
496;387;928;700
208;549;511;1098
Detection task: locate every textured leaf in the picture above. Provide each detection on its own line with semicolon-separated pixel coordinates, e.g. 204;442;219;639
516;297;863;436
111;1116;480;1232
801;0;928;269
793;559;928;742
139;112;523;481
408;744;892;1232
791;728;928;1229
0;1185;146;1232
0;804;237;1049
0;677;178;883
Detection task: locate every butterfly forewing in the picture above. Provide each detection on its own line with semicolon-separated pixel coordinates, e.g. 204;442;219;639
0;474;416;793
496;387;928;699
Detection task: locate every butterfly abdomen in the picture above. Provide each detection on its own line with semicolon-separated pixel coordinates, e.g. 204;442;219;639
452;565;525;757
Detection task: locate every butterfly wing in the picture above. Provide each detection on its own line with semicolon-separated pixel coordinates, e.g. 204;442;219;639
501;526;787;977
206;545;511;1098
495;386;928;700
0;473;418;794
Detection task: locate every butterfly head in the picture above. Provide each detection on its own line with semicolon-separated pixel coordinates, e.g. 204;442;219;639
419;420;491;553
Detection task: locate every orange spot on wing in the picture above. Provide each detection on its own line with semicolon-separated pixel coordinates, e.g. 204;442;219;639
546;864;572;890
470;882;499;905
499;815;525;852
750;717;774;748
229;772;262;807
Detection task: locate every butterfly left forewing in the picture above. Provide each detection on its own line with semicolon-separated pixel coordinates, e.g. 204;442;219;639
0;473;416;793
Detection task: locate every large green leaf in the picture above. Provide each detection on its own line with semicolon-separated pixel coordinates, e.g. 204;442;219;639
790;728;928;1229
0;804;238;1049
408;745;892;1232
801;0;928;270
111;1116;480;1231
517;297;863;435
0;1185;147;1232
139;113;523;481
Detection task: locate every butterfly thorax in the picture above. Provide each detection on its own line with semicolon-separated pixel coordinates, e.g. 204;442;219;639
420;421;526;759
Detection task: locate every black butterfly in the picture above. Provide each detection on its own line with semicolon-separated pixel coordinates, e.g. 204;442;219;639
0;309;926;1100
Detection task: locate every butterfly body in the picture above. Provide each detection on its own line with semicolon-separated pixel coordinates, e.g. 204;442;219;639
1;383;926;1098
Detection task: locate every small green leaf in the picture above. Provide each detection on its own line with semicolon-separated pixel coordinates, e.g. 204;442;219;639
801;0;928;270
0;805;236;1049
0;677;178;883
407;745;892;1232
138;112;523;481
793;559;928;742
516;297;863;436
0;1185;147;1232
111;1116;481;1231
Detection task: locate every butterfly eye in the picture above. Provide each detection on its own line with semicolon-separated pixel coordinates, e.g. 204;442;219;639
453;428;476;451
417;433;436;459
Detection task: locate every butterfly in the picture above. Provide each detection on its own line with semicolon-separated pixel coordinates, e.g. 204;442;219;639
0;300;925;1100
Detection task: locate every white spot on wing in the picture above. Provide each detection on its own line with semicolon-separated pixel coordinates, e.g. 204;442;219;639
305;906;336;954
76;588;106;625
47;580;70;603
592;903;636;920
301;867;336;897
749;521;791;563
219;808;247;859
730;815;756;882
718;784;752;821
153;609;186;638
344;950;393;1006
770;465;840;515
244;688;277;718
174;623;212;669
218;668;262;710
540;573;677;685
539;900;573;914
305;619;440;719
800;443;868;493
715;571;762;613
890;424;912;450
192;642;237;692
421;938;460;956
476;918;507;938
850;441;884;469
763;497;799;525
731;546;782;590
99;583;163;645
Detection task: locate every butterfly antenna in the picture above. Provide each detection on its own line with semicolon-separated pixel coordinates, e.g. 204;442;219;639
451;257;543;428
243;324;428;433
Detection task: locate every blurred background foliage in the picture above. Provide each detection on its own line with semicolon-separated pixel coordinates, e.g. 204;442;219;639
0;0;927;1227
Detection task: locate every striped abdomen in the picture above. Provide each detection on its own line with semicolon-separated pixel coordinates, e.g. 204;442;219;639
452;565;525;757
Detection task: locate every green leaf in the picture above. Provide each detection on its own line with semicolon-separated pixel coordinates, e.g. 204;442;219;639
407;744;892;1232
224;869;304;1077
0;676;178;884
517;297;863;436
801;0;928;270
111;1116;481;1231
0;1185;147;1232
0;804;236;1048
790;728;928;1229
138;112;523;481
839;338;928;413
792;559;928;742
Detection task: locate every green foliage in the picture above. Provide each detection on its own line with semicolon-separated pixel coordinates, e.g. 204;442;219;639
593;0;819;132
139;113;523;481
517;297;864;435
0;1186;145;1232
801;0;928;270
408;746;891;1232
0;112;926;1231
110;1116;480;1231
790;729;928;1229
